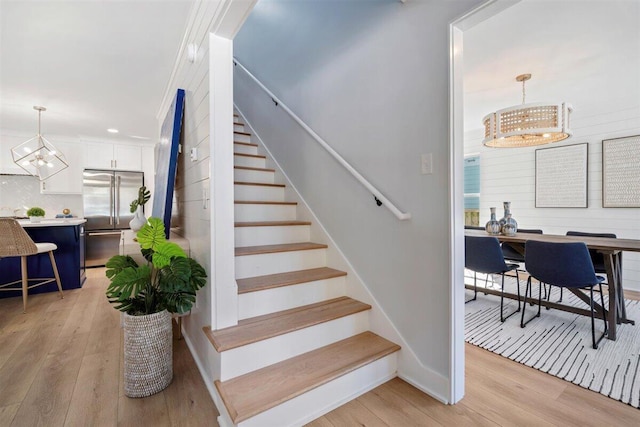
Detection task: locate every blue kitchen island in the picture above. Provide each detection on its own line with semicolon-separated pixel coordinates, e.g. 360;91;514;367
0;219;86;298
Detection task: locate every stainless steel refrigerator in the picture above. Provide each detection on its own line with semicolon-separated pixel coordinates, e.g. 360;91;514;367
83;169;144;267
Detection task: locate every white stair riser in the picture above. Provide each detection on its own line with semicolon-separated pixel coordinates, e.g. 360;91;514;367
234;123;245;132
233;144;258;156
234;168;274;184
234;203;297;222
234;133;251;143
234;155;266;169
234;185;284;202
235;225;310;247
235;248;326;279
238;276;347;320
237;354;398;427
219;311;369;381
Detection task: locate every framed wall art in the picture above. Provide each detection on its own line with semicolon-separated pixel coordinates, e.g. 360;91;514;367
602;135;640;208
535;143;588;208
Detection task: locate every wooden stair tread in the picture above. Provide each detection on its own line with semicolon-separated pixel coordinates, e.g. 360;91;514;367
204;297;371;352
234;166;275;172
235;221;311;227
235;242;327;256
234;130;251;136
234;201;297;205
214;331;400;423
234;181;285;188
234;141;258;147
234;152;265;159
237;267;347;294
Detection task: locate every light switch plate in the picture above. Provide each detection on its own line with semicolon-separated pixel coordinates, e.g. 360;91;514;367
421;153;433;175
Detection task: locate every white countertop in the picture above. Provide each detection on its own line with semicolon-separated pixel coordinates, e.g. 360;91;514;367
18;218;87;227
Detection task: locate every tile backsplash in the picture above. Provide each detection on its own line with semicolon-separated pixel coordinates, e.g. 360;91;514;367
0;175;83;218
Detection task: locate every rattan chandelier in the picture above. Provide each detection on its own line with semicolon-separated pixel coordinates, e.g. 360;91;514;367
482;74;573;148
11;106;68;180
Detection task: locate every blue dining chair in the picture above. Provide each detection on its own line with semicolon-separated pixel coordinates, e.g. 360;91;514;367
521;240;608;349
566;231;617;274
501;228;543;264
501;228;544;302
465;236;521;321
544;231;618;306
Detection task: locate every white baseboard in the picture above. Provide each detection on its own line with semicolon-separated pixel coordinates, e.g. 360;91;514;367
181;330;235;426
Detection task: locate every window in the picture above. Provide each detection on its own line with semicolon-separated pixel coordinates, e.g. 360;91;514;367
464;155;480;226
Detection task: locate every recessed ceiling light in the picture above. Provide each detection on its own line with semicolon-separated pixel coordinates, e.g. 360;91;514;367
129;135;150;140
107;128;119;133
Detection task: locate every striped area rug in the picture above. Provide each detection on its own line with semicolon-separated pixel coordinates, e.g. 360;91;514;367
465;275;640;408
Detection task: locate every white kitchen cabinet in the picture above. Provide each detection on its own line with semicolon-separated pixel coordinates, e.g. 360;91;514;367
140;144;156;210
0;133;30;175
40;141;86;194
85;142;142;171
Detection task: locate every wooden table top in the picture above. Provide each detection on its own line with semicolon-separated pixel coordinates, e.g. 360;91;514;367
464;229;640;253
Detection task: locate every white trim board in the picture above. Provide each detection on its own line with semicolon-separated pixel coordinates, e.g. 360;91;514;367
448;0;523;404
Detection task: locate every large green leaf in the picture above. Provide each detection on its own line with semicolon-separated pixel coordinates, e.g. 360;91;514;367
136;217;166;251
152;241;186;268
105;265;151;304
188;258;207;291
105;255;139;279
158;257;191;292
163;291;197;314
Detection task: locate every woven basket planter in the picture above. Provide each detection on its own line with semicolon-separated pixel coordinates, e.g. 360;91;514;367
123;309;173;398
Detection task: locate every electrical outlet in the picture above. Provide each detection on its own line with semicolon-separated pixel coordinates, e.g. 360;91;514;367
421;153;433;175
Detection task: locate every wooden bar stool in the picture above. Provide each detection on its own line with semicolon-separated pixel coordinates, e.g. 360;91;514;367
0;218;63;312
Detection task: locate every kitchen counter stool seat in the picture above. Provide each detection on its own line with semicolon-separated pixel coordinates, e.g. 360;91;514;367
0;218;64;312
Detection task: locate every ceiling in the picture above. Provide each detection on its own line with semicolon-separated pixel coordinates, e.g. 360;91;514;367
463;0;640;133
2;1;637;142
0;0;194;144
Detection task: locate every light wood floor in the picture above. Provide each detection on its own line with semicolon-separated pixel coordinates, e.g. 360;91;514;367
1;269;639;426
0;268;218;427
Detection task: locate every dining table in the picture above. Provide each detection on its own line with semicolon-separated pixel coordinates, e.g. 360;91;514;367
464;229;640;340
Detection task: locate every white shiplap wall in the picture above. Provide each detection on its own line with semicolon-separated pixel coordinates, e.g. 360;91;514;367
465;106;640;291
155;0;254;406
156;0;218;385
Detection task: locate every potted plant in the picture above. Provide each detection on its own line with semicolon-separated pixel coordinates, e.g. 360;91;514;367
129;185;150;231
105;217;206;397
27;206;45;222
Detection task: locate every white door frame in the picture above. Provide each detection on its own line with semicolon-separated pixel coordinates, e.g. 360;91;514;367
448;0;520;403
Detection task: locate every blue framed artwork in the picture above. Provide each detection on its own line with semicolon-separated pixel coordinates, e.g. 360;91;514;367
152;89;185;238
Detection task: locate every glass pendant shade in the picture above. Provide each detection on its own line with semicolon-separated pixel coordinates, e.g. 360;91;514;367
482;74;573;148
11;106;68;180
11;135;69;180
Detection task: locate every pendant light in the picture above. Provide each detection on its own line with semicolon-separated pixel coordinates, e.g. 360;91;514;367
11;106;69;180
482;74;573;148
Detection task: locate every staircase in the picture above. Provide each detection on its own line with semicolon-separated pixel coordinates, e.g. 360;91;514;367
203;114;401;427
